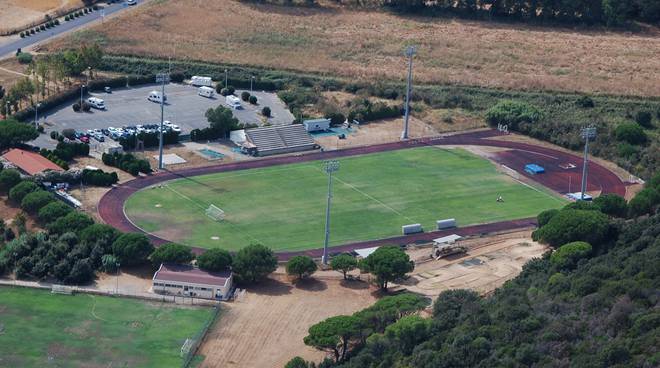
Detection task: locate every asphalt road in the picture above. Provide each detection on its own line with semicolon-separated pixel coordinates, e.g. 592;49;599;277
32;84;294;149
0;1;144;58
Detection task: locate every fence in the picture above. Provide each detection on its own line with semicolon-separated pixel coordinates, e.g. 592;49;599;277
181;305;222;367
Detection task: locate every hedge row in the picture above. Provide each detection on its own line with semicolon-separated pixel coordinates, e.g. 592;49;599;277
102;152;151;176
81;169;118;187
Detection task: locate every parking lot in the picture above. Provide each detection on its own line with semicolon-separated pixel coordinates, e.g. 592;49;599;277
33;83;294;149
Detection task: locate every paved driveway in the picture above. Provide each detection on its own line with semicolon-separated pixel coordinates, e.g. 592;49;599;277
32;83;294;149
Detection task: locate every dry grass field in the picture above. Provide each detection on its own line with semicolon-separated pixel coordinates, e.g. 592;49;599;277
48;0;660;96
0;0;83;32
198;272;378;367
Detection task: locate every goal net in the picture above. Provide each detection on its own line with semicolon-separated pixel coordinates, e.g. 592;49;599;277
205;204;225;221
51;285;74;295
180;338;195;357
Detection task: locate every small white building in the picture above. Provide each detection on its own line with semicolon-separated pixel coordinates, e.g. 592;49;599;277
303;118;331;132
152;263;233;300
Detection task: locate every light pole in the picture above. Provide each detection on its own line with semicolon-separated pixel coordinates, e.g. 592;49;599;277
580;127;596;200
250;75;255;93
115;262;120;295
224;69;228;88
322;160;340;265
6;100;11;117
34;102;41;129
156;73;170;170
80;84;85;107
401;45;416;140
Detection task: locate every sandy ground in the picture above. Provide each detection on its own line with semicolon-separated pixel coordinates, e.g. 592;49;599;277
198;271;378;368
400;230;548;298
0;197;40;233
0;0;83;33
314;117;437;149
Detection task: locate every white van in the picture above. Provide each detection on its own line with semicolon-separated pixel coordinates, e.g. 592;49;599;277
198;86;214;98
147;90;167;103
87;97;106;110
191;76;212;87
226;95;242;109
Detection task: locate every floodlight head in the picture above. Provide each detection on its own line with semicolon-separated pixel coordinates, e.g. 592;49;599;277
581;126;597;140
405;45;417;58
324;160;340;173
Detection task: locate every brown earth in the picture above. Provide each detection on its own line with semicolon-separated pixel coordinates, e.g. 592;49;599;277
198;271;378;368
46;0;660;96
0;0;84;33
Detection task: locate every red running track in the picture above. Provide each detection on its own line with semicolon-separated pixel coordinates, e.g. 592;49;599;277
97;130;626;259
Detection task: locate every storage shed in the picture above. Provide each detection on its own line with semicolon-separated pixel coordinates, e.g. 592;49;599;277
152;263;233;300
303;118;331;132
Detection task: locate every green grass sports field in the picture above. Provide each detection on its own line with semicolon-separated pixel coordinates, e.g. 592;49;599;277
0;287;214;367
124;147;565;251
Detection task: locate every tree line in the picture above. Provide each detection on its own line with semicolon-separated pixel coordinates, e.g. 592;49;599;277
385;0;660;26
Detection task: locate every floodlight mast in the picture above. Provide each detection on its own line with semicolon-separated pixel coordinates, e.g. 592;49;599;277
156;73;170;170
580;127;596;200
401;45;416;140
322;160;340;265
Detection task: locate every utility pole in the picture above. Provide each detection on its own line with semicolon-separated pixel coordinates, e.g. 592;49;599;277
156;73;170;170
580;127;596;200
322;160;340;265
34;102;40;129
401;46;416;140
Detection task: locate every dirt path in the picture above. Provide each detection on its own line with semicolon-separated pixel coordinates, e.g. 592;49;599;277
198;272;377;368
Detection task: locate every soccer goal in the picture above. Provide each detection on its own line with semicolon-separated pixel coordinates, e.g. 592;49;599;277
205;204;225;221
51;284;74;295
180;338;196;358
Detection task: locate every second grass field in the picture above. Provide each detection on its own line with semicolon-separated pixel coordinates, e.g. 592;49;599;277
124;147;565;251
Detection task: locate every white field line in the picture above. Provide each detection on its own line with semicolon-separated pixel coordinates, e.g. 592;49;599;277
163;183;264;245
511;177;565;204
308;165;417;224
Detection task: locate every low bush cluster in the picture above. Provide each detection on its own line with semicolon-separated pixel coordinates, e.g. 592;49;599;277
81;169;118;187
118;130;179;150
102;152;151;176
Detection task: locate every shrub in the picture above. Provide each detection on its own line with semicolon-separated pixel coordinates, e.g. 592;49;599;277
37;125;44;133
485;100;541;130
628;188;660;217
534;209;610;248
249;95;257;104
30;29;35;35
54;19;60;25
537;209;559;227
286;256;317;280
37;201;72;224
81;169;118;186
593;194;628;218
615;123;647;145
65;15;70;21
21;190;55;214
169;71;186;83
220;88;230;96
17;52;33;64
50;131;59;140
197;248;232;272
45;23;51;29
241;91;251;101
81;102;91;112
150;243;194;268
72;102;81;112
8;181;40;203
0;169;21;193
232;243;277;284
20;32;25;38
48;212;94;235
262;106;271;117
112;233;154;266
61;128;76;139
39;25;46;31
550;241;592;269
634;111;653;128
226;86;235;95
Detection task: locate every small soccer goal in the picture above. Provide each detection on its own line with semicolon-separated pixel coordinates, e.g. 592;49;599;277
205;204;225;221
51;284;74;295
180;338;196;357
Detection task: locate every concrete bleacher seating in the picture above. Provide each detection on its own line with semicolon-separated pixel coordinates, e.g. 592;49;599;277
245;125;316;156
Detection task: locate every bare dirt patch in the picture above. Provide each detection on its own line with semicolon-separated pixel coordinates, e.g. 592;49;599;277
401;230;547;298
198;271;377;368
0;0;83;33
0;197;41;232
47;0;660;96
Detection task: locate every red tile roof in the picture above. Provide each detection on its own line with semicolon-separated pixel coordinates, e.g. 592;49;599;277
153;263;231;287
2;148;63;175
